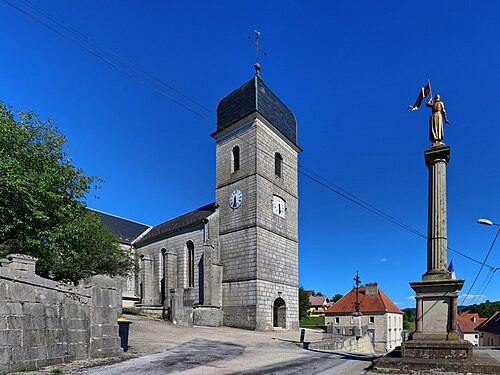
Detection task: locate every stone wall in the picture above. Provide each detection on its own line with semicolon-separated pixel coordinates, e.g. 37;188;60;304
0;254;121;374
308;335;374;354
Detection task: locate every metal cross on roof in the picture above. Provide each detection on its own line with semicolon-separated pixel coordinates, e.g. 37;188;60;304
354;270;361;313
248;29;267;76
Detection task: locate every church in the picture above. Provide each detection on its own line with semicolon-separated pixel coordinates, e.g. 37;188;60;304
94;69;301;331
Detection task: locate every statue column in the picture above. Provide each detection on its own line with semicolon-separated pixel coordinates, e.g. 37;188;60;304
424;145;451;280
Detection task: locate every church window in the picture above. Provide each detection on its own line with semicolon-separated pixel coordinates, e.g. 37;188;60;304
160;249;166;304
275;153;283;177
232;146;240;172
187;241;195;288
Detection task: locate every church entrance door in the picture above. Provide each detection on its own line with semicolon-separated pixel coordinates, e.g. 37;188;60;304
273;298;286;328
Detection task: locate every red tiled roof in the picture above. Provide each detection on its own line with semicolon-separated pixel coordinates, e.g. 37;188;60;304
325;285;403;314
309;295;327;307
475;311;500;336
457;313;487;333
305;290;314;297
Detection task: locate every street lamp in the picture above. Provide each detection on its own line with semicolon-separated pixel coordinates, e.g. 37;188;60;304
462;218;500;305
477;218;500;227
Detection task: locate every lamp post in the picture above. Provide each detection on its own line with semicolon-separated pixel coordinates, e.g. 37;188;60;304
477;218;500;227
461;218;500;305
476;218;500;268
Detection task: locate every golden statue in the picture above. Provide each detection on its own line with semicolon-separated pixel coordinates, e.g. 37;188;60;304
426;94;450;144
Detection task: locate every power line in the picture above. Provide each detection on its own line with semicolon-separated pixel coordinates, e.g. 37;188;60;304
1;0;212;122
4;0;497;272
470;268;495;305
21;0;215;117
461;227;500;305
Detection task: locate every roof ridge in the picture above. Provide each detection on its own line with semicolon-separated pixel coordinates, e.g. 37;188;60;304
153;202;216;226
88;207;151;227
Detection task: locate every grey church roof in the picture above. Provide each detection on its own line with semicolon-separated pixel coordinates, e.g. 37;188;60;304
136;203;216;245
215;75;298;147
90;209;150;245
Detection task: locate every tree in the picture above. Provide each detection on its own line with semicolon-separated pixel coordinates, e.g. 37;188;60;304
402;308;416;331
0;102;134;283
460;300;500;318
332;294;343;303
298;286;311;319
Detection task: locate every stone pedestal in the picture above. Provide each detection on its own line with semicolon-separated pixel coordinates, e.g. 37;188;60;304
410;279;464;341
402;339;472;359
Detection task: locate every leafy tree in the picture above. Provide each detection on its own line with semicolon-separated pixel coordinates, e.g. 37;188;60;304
460;300;500;318
299;286;311;319
332;294;343;303
0;102;134;283
402;308;416;330
315;292;323;297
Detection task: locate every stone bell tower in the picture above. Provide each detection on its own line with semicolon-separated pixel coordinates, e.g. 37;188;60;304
211;69;301;330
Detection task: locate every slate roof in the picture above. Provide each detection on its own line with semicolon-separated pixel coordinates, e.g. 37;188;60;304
309;295;327;307
215;76;299;148
136;203;216;245
325;285;403;315
475;311;500;336
90;209;150;245
457;313;487;334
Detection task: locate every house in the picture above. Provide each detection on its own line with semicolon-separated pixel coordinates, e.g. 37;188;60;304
475;311;500;346
456;313;487;346
325;282;403;352
308;295;328;317
92;70;301;331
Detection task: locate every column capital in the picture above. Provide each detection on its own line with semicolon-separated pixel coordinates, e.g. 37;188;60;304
424;145;450;167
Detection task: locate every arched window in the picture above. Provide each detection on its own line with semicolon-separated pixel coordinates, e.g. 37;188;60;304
187;241;194;288
275;152;283;177
160;248;166;304
232;146;240;172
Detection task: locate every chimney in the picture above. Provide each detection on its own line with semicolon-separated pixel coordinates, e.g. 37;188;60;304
365;282;378;296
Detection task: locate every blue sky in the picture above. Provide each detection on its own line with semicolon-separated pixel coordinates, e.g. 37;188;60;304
1;1;499;308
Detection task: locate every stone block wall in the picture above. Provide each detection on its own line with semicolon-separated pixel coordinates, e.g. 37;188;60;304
0;255;121;374
309;335;374;354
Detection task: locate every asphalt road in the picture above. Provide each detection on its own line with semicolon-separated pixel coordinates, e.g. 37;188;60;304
69;338;375;375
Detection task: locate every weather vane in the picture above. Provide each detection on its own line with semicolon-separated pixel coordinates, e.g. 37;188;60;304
248;29;267;76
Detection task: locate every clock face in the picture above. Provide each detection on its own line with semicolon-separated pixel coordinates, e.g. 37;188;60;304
229;189;243;209
273;195;286;218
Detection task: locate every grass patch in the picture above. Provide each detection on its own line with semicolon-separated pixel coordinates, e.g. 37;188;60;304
51;369;63;374
300;316;325;327
18;364;39;372
122;307;145;316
